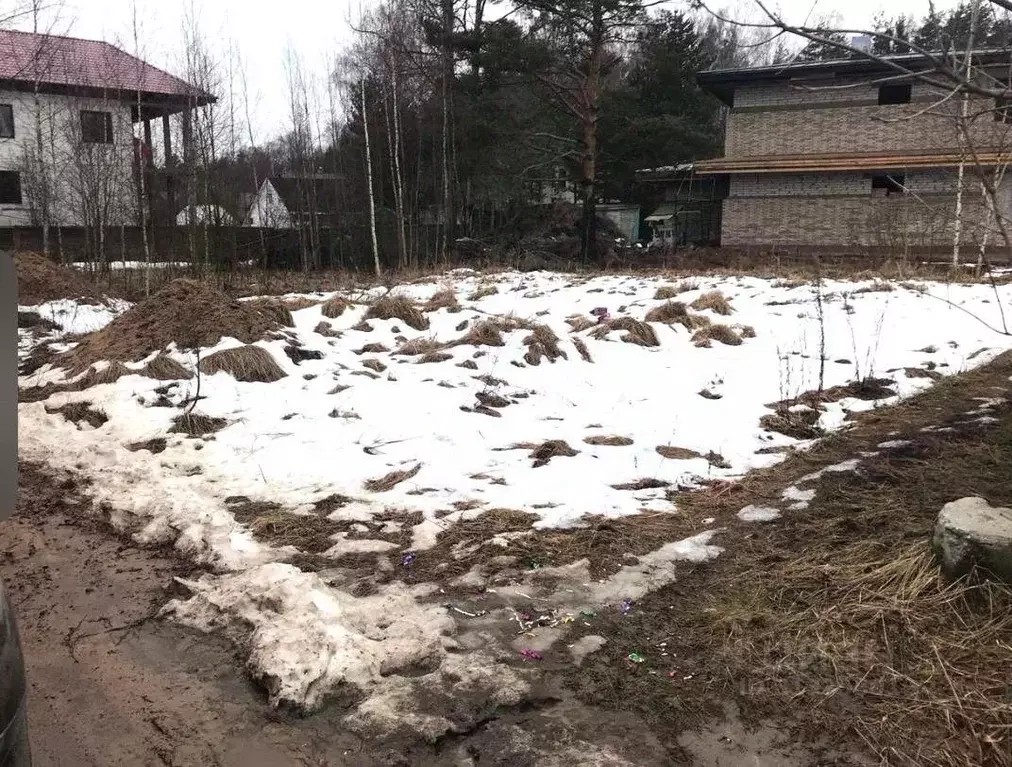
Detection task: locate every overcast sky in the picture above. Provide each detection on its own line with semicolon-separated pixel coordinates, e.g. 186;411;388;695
16;0;964;140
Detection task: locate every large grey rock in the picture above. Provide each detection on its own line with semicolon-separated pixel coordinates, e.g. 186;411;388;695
933;497;1012;582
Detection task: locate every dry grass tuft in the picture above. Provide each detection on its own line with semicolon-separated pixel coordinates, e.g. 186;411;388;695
418;351;453;364
453;320;505;348
364;294;429;330
362;358;387;373
691;290;734;315
355;342;389;354
653;285;681;300
691;323;743;348
364;463;421;492
656;445;702;460
169;412;228;436
611;477;669;490
584;435;633;446
199;345;287;383
394;337;444;355
424;288;459;312
759;408;823;439
644;301;712;331
523;324;567;365
469;284;499;300
588;325;611;341
607;317;660;347
457;359;479;370
314;321;341;338
529;439;579;467
246;297;295;327
77;361;134;388
281;296;320;312
230;501;343;553
320;296;350;318
572;337;593;362
853;280;895;294
46;400;109;428
737;324;756;339
141;354;193;380
127;437;167;453
566;315;597;332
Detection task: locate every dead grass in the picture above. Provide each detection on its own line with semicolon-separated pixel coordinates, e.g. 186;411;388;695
280;296;320;312
606;317;659;347
656;445;702;460
169;412;229;436
364;294;429;331
523;325;567;365
246;297;295;328
452;320;505;348
126;437;167;453
418;351;453;364
572;337;593;362
584;435;633;446
314;321;341;338
759;408;824;439
64;279;284;370
45;400;108;428
653;285;681;300
691;323;743;347
394;338;444;355
644;301;711;331
198;345;286;383
362;358;387;373
853;280;895;294
364;463;422;492
141;354;193;380
15;251;106;304
229;500;343;553
566;315;597;332
320;296;350;318
690;290;734;315
469;284;499;300
529;439;578;467
611;477;669;490
424;289;459;312
355;342;390;354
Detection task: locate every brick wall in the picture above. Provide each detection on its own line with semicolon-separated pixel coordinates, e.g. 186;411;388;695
726;82;1012;157
721;170;996;248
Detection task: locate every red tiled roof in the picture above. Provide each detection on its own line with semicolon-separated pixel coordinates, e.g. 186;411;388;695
0;29;212;103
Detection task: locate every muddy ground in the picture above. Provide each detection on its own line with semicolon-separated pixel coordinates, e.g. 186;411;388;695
5;461;847;766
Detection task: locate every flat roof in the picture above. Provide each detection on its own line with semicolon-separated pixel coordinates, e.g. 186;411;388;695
697;48;1012;105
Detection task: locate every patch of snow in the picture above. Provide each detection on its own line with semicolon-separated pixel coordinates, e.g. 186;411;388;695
877;439;911;449
737;505;781;522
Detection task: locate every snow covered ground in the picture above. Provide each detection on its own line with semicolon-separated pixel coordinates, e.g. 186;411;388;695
16;269;1012;715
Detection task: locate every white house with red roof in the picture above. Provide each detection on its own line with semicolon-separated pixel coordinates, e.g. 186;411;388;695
0;29;214;229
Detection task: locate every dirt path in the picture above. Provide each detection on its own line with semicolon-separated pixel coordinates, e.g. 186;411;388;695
5;462;372;767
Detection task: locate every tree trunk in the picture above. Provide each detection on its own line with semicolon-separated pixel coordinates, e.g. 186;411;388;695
362;77;382;278
440;0;455;262
580;2;603;263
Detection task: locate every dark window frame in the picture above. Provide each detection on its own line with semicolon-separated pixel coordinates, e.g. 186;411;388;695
871;174;906;197
0;171;23;205
80;110;114;144
878;83;912;105
0;105;13;139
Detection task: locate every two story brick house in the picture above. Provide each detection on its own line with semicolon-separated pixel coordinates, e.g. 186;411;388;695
694;51;1012;253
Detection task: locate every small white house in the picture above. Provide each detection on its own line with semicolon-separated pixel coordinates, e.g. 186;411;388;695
0;29;213;228
246;175;339;229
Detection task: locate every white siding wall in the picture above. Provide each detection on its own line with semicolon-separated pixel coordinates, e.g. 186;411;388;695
0;89;136;227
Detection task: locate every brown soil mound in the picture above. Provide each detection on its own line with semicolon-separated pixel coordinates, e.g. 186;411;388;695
63;279;284;370
14;252;106;305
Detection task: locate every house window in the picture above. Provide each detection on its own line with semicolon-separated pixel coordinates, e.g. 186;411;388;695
0;171;22;205
871;174;905;196
0;105;13;139
80;110;113;144
878;84;912;105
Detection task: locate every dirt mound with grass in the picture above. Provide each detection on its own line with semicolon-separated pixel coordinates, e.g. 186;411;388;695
62;279;286;370
15;252;106;305
199;345;287;383
320;296;349;319
424;289;459;312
